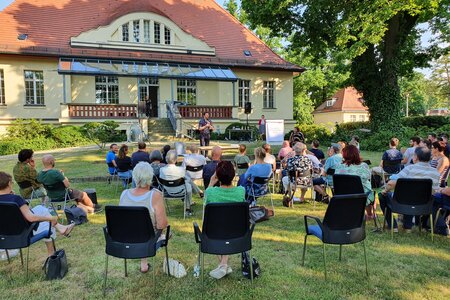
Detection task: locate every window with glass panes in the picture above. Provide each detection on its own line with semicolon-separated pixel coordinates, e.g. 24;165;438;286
122;23;129;41
350;115;357;122
177;79;196;104
0;69;5;105
95;76;119;104
263;81;275;108
154;22;160;44
164;27;171;45
24;71;44;105
144;20;150;43
359;115;365;121
133;20;140;42
238;80;250;108
139;78;159;100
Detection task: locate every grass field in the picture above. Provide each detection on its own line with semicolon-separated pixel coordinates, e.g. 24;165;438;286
0;144;448;300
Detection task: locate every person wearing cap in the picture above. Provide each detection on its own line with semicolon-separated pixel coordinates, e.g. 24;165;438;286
323;143;343;187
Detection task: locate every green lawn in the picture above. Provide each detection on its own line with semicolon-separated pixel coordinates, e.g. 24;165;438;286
0;145;448;299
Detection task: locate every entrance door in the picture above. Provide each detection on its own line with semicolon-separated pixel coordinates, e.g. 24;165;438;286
139;78;159;118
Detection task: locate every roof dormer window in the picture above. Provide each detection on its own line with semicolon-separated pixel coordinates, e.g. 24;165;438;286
326;98;337;107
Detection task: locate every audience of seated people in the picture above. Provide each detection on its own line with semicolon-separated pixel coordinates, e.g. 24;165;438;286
440;133;450;157
234;144;251;176
12;149;47;202
106;144;118;175
0;171;75;256
371;137;403;177
119;162;168;273
277;140;293;161
37;154;100;214
131;142;151;168
116;144;133;187
309;140;325;161
203;146;222;188
239;147;272;205
203;161;245;279
149;150;165;179
379;146;441;232
323;143;343;187
281;143;313;203
263;143;277;172
430;141;450;187
182;145;207;197
159;150;195;216
402;136;420;166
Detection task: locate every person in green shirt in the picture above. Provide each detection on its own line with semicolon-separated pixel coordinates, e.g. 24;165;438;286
12;149;47;201
233;144;251;177
203;160;245;280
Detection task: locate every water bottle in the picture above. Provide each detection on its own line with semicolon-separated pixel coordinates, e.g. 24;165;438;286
48;206;57;217
193;264;200;278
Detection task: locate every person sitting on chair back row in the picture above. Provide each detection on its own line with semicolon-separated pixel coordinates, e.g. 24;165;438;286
12;149;47;202
116;144;133;188
379;147;440;232
37;155;101;214
119;162;168;273
204;161;245;279
131;142;150;169
0;172;75;256
106;144;118;175
234;144;251;176
203;146;222;188
183;145;207;197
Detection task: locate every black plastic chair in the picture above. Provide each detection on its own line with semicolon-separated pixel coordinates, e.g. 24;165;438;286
383;178;434;241
237;162;250;170
302;194;368;279
157;177;189;219
0;203;55;279
185;165;204;180
248;175;274;211
103;206;170;296
381;159;402;183
193;202;255;288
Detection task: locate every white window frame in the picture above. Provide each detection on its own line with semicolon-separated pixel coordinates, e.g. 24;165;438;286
359;115;365;121
238;80;250;108
133;20;140;42
0;69;5;105
139;78;159;101
95;76;119;104
326;99;337;107
154;22;161;44
263;81;275;109
122;23;129;42
177;79;196;105
350;115;357;122
143;20;150;43
164;27;171;45
24;70;44;105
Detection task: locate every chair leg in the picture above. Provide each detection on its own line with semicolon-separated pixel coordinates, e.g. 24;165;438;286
434;208;442;228
391;213;394;240
19;249;24;265
418;215;422;232
26;247;30;280
103;255;108;297
383;208;387;231
52;239;56;252
5;249;10;264
301;235;308;266
124;259;128;277
153;256;156;286
430;214;434;242
363;240;369;277
339;245;342;261
249;250;254;284
201;253;205;292
322;243;327;280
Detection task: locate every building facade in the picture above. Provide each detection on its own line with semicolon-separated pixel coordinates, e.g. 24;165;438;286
0;0;302;135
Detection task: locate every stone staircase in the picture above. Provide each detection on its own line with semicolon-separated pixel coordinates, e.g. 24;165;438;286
147;118;192;142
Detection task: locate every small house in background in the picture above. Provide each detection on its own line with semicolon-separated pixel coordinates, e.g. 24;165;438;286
426;108;449;116
312;87;369;129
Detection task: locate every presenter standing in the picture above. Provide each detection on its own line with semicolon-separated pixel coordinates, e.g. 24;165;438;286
198;112;214;156
258;115;266;140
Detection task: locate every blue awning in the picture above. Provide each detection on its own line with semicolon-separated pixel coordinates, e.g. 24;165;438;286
58;58;238;82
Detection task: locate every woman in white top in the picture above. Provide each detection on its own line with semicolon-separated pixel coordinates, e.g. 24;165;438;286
119;162;168;273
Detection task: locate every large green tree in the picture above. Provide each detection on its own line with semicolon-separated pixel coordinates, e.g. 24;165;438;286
241;0;449;131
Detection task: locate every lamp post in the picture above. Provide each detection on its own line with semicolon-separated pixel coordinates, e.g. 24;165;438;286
405;92;410;117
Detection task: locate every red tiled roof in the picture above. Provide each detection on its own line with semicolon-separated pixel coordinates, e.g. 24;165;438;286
313;87;368;113
0;0;303;71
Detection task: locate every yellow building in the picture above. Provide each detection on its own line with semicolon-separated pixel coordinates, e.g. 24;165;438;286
312;87;370;130
0;0;303;136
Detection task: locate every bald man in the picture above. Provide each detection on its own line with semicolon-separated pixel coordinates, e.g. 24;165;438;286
202;146;222;188
37;155;100;214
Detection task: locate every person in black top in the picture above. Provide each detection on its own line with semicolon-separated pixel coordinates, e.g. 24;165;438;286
117;144;133;186
131;142;150;168
162;144;171;164
309;140;325;160
289;126;305;147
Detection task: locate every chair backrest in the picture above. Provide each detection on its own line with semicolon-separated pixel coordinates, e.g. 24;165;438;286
16;181;32;189
203;202;249;239
382;159;402;173
326;168;335;175
0;203;31;236
362;160;371;166
42;180;66;192
237;162;250;169
186;165;204;172
333;174;364;195
105;206;155;243
158;177;185;188
323;194;367;231
392;178;433;206
252;176;271;185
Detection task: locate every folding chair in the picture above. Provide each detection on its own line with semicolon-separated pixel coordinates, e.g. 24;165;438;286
114;171;132;195
193;202;256;289
302;194;368;279
42;181;75;222
380;159;402;186
286;169;315;207
382;178;434;241
0;203;56;279
16;181;40;207
103;206;170;296
157;177;189;219
247;175;274;211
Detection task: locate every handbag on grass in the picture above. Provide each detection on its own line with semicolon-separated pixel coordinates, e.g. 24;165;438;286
43;249;68;280
249;206;274;223
163;258;187;278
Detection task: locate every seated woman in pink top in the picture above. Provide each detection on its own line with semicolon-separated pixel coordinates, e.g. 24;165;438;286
277;140;293;160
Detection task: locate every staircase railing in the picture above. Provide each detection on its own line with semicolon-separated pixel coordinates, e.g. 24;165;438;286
166;101;196;140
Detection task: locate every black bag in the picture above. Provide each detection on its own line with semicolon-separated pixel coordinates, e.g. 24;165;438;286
371;174;383;189
241;251;260;279
43;249;68;280
64;205;88;225
249;206;273;223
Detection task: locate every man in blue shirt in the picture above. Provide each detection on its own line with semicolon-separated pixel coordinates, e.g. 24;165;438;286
131;142;150;168
106;144;118;175
323;143;343;186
